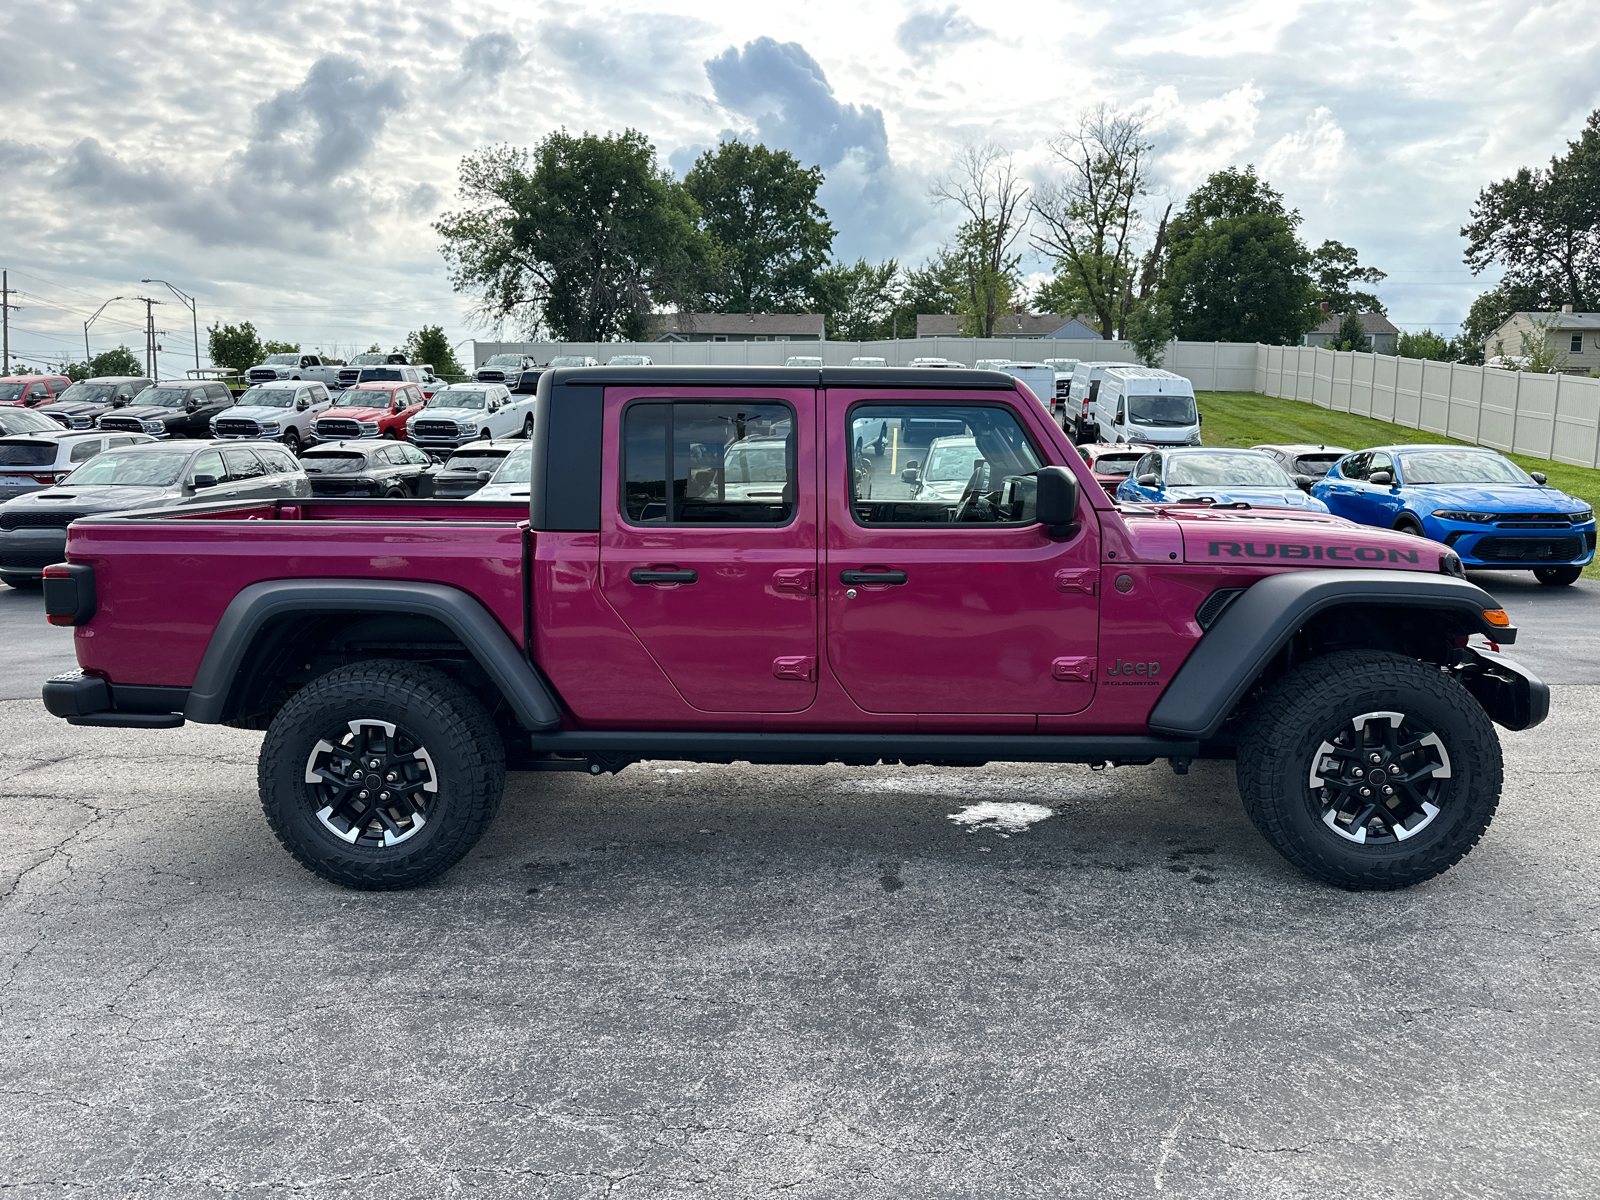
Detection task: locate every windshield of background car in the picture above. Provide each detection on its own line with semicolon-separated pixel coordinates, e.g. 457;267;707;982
56;383;119;404
341;389;394;408
488;443;533;483
0;443;58;466
63;448;187;487
1166;453;1293;487
360;368;403;381
1292;453;1343;477
547;357;589;368
136;387;188;408
237;387;295;409
301;451;368;473
724;442;788;483
923;438;983;482
436;391;486;410
1399;451;1533;486
263;354;300;365
0;385;26;401
609;356;649;366
0;409;64;433
446;449;507;469
483;355;523;368
1092;453;1143;477
1128;394;1198;426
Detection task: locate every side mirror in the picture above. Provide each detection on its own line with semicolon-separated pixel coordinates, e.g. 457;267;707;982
1293;474;1314;492
900;468;919;484
1369;470;1393;486
1531;471;1547;485
186;399;200;411
297;398;310;411
1137;473;1160;488
1197;412;1204;425
191;474;219;490
476;470;493;483
1036;465;1080;536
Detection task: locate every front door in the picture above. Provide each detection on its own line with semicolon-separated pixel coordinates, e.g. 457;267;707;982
599;386;819;713
824;390;1100;715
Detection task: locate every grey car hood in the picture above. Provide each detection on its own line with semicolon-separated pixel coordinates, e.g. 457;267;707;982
4;485;182;514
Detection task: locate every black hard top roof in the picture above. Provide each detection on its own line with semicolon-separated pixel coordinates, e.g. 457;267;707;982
543;365;1021;390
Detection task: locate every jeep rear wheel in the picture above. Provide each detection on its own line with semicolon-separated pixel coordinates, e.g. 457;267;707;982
1533;566;1581;586
259;660;506;890
1236;650;1501;890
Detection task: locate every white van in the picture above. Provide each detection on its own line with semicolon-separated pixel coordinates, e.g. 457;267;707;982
1065;361;1132;442
992;362;1056;414
1094;367;1201;447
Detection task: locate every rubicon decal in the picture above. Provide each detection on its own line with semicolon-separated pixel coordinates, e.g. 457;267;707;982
1207;541;1421;563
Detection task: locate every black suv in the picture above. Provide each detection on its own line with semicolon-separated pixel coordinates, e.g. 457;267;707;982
99;380;235;438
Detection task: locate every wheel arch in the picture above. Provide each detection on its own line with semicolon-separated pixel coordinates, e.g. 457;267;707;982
1149;570;1514;740
183;579;562;730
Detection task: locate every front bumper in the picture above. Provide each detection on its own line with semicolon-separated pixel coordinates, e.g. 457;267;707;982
1441;523;1597;568
0;528;68;577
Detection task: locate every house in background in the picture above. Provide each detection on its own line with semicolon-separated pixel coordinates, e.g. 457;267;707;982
916;312;1104;339
1485;307;1600;374
648;313;825;343
1302;312;1400;355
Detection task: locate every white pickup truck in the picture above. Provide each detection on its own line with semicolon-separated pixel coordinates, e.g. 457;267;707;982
405;382;535;455
245;353;347;388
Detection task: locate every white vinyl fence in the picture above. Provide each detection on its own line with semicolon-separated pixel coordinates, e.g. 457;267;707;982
475;338;1600;469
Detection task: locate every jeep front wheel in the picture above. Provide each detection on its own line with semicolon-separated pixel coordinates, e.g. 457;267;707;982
1236;650;1501;890
259;660;506;889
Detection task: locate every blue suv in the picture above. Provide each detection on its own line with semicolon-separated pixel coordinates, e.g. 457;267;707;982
1312;444;1595;585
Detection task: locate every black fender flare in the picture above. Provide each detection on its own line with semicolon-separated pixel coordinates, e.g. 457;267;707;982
183;579;561;729
1148;570;1514;740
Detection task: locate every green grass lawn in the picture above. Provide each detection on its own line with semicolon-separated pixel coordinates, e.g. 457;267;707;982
1196;391;1600;579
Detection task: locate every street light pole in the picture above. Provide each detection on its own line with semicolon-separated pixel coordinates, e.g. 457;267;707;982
84;296;124;368
141;279;199;371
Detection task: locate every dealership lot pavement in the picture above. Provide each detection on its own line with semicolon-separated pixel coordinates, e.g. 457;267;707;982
1;590;1597;1196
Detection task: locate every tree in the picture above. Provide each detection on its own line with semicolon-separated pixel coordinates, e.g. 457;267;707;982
929;143;1028;337
262;340;300;356
403;326;463;375
208;322;264;375
91;346;143;376
1516;317;1569;372
1031;272;1093;321
1332;311;1371;352
1463;108;1600;311
1156;166;1319;345
435;131;713;341
1311;240;1386;314
812;259;903;340
683;141;833;313
1124;298;1173;367
1396;329;1454;361
1030;106;1154;339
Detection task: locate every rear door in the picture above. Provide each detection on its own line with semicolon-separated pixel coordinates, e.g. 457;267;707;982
221;447;275;499
823;388;1101;717
599;385;819;713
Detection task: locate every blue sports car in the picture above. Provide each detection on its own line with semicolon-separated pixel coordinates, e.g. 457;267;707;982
1114;447;1331;512
1312;444;1596;585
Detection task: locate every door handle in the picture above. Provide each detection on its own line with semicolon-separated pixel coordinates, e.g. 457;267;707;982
839;569;907;585
630;568;698;584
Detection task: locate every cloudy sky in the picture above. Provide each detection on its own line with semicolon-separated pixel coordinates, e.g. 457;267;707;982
2;0;1596;369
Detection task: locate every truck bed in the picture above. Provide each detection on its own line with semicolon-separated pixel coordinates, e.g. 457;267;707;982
63;498;530;689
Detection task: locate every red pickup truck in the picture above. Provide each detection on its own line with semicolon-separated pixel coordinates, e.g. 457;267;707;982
39;367;1546;892
310;381;425;442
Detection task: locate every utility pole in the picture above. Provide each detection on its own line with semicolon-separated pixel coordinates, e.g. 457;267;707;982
141;279;199;371
1;270;19;375
84;296;124;369
135;297;164;379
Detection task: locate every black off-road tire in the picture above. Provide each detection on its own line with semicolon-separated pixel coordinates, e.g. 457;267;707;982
1236;650;1501;890
1533;566;1581;586
259;660;506;890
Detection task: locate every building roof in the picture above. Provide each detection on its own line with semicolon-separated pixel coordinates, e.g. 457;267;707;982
1311;311;1400;336
916;312;1102;338
647;312;825;338
1498;310;1600;330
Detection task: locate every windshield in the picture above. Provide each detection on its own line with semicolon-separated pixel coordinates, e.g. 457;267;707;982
488;443;533;484
263;354;300;365
135;387;190;408
360;368;404;381
55;383;119;405
0;409;65;433
547;356;591;368
608;356;649;366
1128;394;1198;427
724;442;788;483
483;355;523;368
434;391;486;410
445;449;507;469
923;438;983;483
301;451;368;474
1091;453;1143;477
0;384;25;401
1293;454;1343;478
63;448;188;487
0;443;58;466
1166;453;1293;488
1400;451;1533;486
237;387;296;409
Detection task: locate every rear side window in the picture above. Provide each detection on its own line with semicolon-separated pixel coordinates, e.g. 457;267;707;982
622;401;794;525
69;440;103;464
208;383;230;402
223;448;266;479
258;447;299;474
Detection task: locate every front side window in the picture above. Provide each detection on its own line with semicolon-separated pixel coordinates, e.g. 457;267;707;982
191;450;226;484
1367;452;1393;479
623;401;794;525
847;404;1043;526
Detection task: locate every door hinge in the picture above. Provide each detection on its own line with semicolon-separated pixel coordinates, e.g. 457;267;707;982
1055;568;1098;594
773;568;816;595
772;655;816;681
1051;656;1095;682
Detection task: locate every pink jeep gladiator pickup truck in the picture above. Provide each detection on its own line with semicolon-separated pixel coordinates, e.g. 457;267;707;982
39;367;1546;891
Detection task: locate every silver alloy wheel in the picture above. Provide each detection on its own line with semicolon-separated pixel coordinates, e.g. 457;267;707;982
1309;711;1452;845
304;718;438;847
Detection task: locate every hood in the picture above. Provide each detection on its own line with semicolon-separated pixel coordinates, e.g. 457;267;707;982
470;483;531;501
320;405;387;421
1156;506;1448;571
37;400;111;417
104;405;183;423
1160;485;1326;511
419;406;488;420
226;405;302;421
5;485;179;513
1402;482;1587;513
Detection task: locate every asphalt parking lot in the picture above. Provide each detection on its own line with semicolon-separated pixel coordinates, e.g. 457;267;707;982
2;581;1597;1198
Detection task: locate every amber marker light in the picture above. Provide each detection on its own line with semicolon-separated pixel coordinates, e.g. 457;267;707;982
1482;609;1511;627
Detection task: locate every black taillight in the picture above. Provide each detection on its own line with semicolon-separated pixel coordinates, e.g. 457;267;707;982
43;562;96;626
